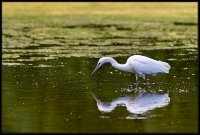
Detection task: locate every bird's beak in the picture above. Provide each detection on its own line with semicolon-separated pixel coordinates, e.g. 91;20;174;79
90;92;100;103
91;64;100;75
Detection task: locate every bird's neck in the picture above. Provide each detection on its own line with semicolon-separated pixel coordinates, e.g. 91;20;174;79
108;58;131;72
112;63;131;72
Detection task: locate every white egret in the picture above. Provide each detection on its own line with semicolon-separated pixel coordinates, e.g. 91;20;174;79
92;55;171;82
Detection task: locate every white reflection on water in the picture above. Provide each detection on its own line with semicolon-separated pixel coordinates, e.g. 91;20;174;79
91;90;170;114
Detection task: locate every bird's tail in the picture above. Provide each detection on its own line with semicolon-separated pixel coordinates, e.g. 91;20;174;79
158;61;171;73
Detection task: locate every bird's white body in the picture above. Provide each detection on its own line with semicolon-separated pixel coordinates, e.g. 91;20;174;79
127;55;170;75
92;55;171;81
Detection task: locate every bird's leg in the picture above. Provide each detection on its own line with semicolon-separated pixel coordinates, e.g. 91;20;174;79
135;84;139;93
141;75;148;87
135;74;138;84
142;75;145;80
142;76;146;85
135;74;139;87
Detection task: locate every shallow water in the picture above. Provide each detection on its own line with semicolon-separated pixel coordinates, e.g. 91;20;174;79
2;15;198;133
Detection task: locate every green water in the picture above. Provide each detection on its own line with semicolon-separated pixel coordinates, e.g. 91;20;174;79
2;15;198;133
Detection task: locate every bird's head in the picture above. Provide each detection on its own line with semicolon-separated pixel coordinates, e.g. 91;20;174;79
91;57;112;75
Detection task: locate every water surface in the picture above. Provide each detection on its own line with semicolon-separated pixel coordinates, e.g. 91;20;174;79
2;14;198;133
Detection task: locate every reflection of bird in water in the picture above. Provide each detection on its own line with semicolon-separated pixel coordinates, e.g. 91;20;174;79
92;55;170;83
91;91;170;114
91;92;133;113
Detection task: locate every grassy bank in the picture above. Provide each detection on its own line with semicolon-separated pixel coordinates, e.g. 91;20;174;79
3;2;197;19
2;2;197;59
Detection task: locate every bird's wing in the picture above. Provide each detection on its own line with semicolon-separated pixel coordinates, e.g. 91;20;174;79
128;55;158;64
128;61;159;75
128;55;170;75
